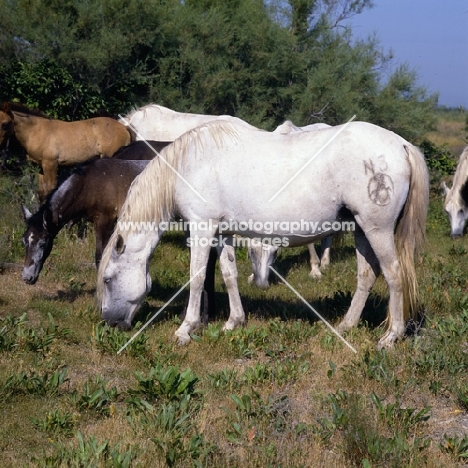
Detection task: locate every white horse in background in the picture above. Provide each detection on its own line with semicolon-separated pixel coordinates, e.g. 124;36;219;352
443;146;468;237
119;103;253;141
274;120;331;134
97;120;428;350
247;235;334;289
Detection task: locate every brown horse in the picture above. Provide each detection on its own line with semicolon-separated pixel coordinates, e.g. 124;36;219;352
21;140;170;283
0;102;135;200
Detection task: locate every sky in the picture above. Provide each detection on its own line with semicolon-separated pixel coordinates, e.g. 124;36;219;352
347;0;468;109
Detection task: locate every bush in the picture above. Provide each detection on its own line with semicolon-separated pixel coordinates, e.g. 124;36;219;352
419;139;457;176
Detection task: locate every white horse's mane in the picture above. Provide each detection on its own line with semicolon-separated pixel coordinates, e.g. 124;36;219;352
450;146;468;197
123;103;168;120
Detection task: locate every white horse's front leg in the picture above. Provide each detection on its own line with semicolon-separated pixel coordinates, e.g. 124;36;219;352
217;236;245;331
175;226;216;345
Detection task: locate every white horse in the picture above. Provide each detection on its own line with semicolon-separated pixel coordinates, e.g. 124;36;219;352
97;120;428;349
443;146;468;237
119;103;253;141
273;120;331;134
122;106;331;279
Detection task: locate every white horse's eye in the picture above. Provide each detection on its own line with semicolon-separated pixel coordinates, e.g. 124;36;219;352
104;277;111;284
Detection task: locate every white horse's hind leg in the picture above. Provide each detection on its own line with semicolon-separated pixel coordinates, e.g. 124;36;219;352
217;237;245;331
358;228;406;349
366;233;405;349
336;229;380;333
308;244;322;279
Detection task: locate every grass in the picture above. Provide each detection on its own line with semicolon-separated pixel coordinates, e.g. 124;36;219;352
1;113;468;467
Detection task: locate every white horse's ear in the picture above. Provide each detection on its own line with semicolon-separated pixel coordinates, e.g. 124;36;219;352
442;181;451;196
114;234;126;255
21;204;32;221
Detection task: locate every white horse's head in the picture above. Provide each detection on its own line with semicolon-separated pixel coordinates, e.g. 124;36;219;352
247;240;278;290
443;180;468;238
99;232;154;329
443;146;468;238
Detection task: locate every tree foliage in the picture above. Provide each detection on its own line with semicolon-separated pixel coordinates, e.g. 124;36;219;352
0;0;437;139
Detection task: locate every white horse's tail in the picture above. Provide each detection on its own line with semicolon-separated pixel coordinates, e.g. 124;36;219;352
395;144;429;320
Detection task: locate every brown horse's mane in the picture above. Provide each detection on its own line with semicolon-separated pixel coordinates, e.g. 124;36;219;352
3;102;49;119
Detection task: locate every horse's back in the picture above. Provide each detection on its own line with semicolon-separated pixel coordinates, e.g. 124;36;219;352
65;158;149;207
124;103;252;141
112;140;170;160
45;117;132;163
174;121;414;229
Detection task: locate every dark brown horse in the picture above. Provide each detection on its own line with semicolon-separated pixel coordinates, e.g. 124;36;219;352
0;102;135;200
21;140;169;283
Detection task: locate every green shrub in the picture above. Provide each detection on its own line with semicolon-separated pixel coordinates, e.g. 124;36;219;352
419;139;457;176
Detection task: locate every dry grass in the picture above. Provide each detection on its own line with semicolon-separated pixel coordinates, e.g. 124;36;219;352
425;108;467;155
0;200;467;467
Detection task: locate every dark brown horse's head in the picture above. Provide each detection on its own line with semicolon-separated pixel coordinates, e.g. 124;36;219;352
0;102;14;142
21;203;57;285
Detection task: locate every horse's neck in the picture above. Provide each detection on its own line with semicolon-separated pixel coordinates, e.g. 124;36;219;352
49;181;82;227
36;203;61;237
12;113;50;158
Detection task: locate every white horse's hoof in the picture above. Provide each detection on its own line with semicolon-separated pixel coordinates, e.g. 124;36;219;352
376;339;395;350
377;334;397;350
175;325;193;346
222;316;245;331
175;333;191;346
222;321;238;332
335;321;353;334
309;269;322;280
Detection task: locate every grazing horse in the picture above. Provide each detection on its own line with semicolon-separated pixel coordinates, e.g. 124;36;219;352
0;102;135;200
21;158;150;284
96;120;429;349
121;106;333;278
20;140;170;284
247;236;334;289
443;146;468;237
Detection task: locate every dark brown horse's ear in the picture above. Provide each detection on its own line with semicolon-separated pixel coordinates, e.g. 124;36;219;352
21;204;32;221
